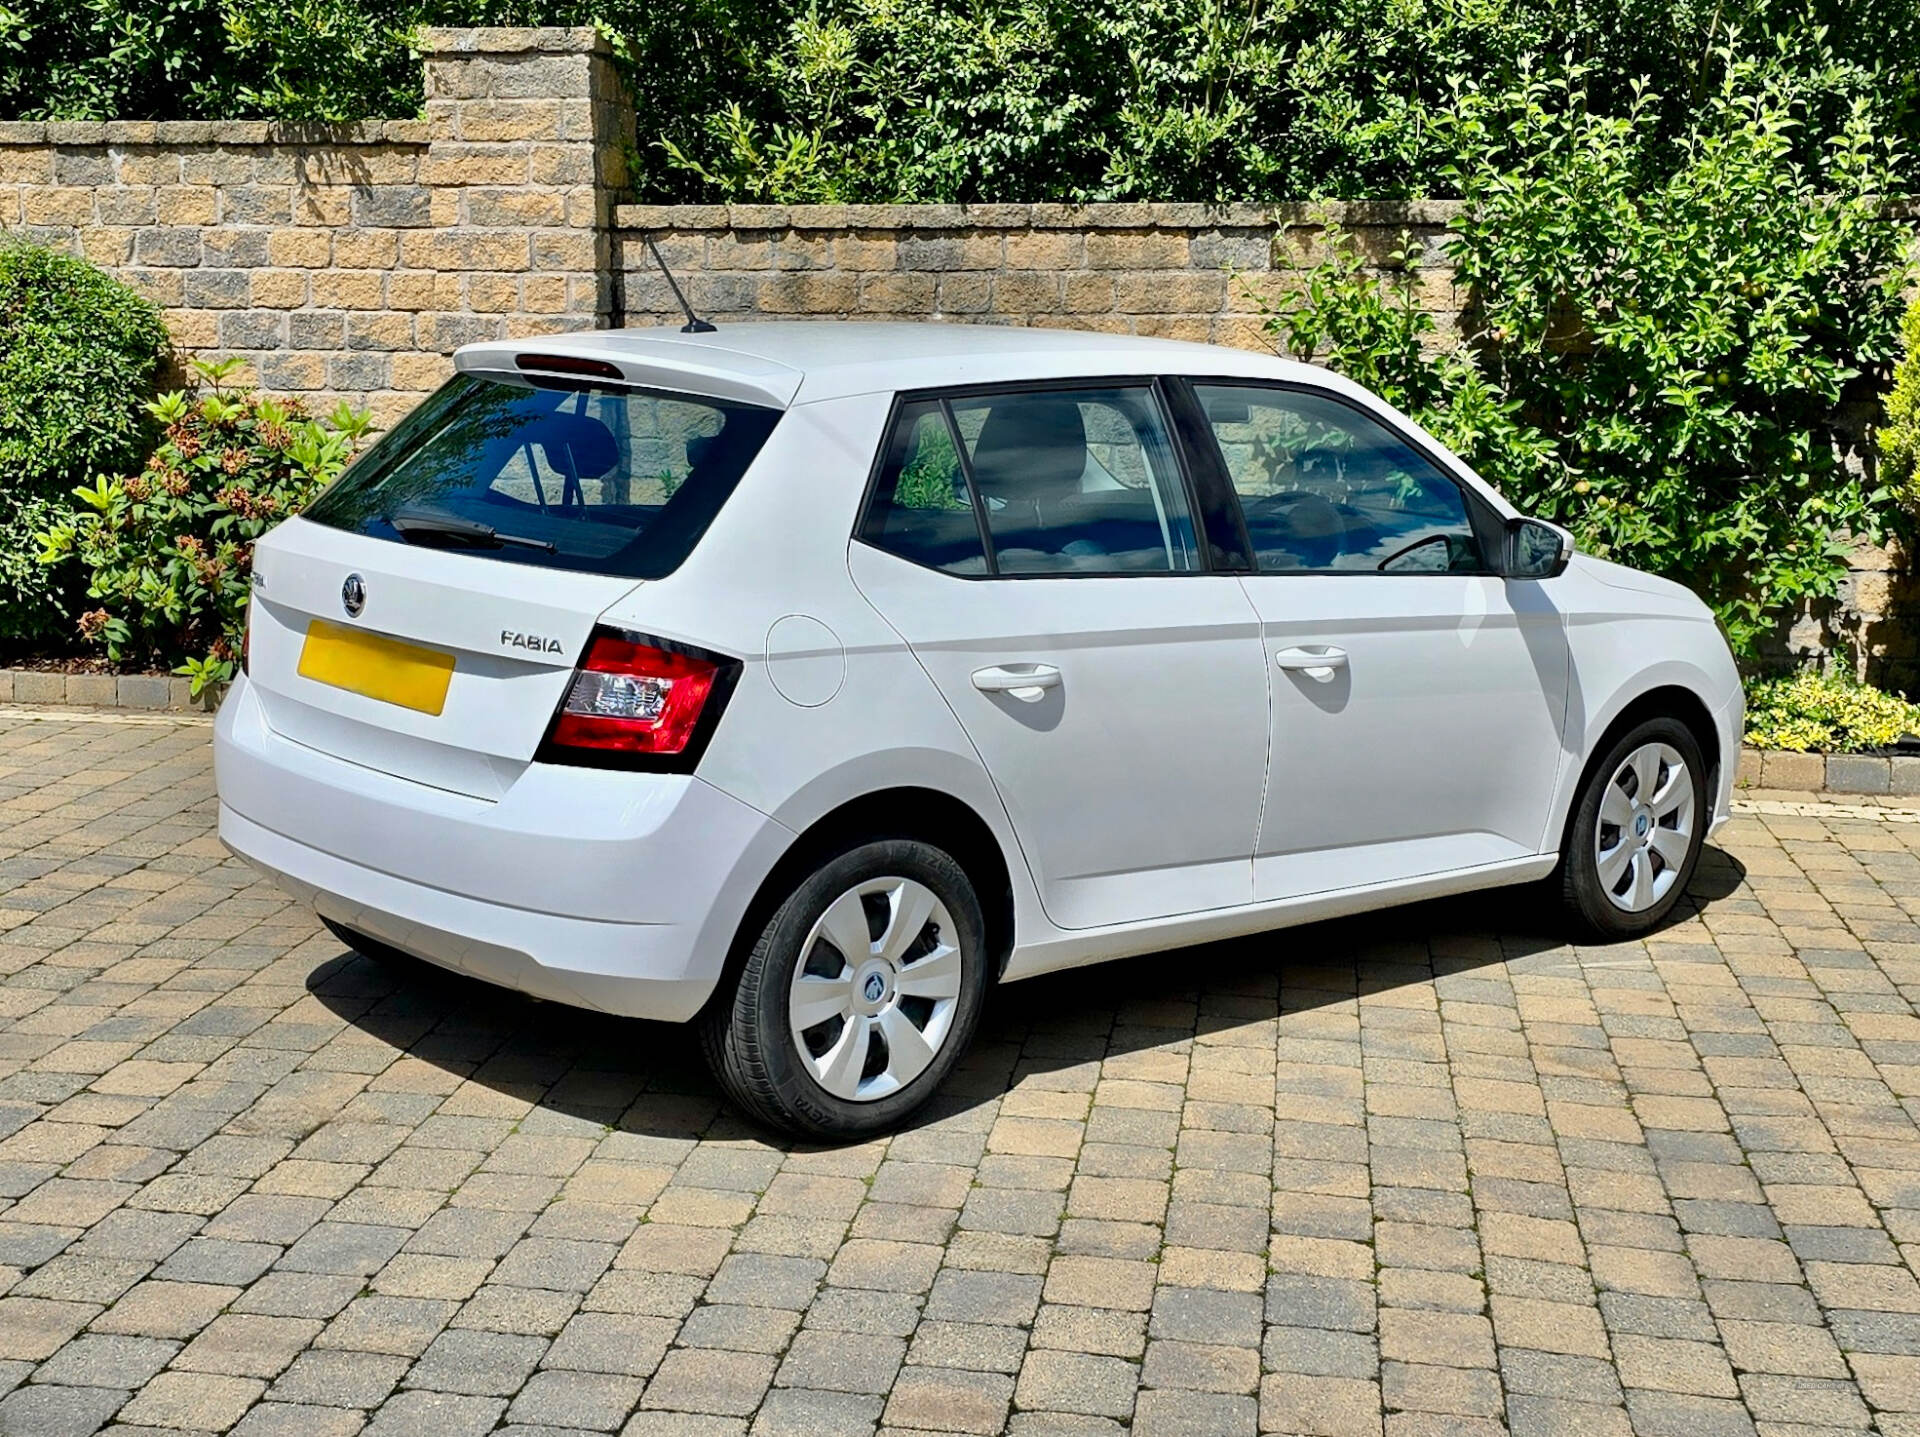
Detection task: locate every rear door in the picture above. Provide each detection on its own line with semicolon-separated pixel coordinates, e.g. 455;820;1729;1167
849;382;1270;930
244;371;779;799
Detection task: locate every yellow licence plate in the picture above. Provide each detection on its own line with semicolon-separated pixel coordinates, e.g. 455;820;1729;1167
297;620;455;716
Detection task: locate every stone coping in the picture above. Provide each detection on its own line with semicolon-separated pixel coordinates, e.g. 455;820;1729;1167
0;670;213;712
614;200;1470;233
0;119;431;147
417;25;607;54
1735;745;1920;796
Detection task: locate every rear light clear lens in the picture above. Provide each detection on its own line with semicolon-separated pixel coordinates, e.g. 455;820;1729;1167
541;631;735;764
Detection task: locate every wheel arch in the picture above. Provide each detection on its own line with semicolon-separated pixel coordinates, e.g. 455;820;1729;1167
706;785;1019;1018
1555;682;1723;854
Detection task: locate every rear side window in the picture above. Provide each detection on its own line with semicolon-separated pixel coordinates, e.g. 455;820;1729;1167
861;385;1200;577
303;374;781;579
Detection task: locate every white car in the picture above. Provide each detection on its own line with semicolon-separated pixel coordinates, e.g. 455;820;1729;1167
216;322;1742;1137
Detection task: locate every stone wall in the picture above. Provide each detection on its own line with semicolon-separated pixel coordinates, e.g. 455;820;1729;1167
1805;540;1920;690
0;27;1457;425
614;201;1463;349
0;27;632;428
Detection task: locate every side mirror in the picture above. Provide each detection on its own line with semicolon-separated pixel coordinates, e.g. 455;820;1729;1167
1504;516;1572;579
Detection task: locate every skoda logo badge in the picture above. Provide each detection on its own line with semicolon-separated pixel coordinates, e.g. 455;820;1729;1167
863;973;886;1003
341;573;366;618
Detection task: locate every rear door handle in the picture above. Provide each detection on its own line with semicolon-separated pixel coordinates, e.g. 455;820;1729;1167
1273;645;1348;679
971;664;1062;702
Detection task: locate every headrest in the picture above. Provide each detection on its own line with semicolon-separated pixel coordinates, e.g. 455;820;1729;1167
519;412;619;479
683;426;738;475
969;397;1088;499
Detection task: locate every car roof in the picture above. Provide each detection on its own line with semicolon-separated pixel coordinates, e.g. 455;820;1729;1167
453;320;1336;409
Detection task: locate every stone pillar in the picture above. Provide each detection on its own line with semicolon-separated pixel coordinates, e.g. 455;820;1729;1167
416;26;634;354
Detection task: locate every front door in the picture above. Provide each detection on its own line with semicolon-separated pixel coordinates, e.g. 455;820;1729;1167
1180;380;1572;901
849;383;1270;930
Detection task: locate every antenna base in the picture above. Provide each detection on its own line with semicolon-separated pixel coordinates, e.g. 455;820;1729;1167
681;319;718;334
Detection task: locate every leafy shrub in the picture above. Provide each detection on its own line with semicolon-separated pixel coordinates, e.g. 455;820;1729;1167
0;494;62;638
1883;293;1920;501
36;359;371;694
0;243;170;640
1268;53;1916;660
1745;671;1920;751
637;3;1920;204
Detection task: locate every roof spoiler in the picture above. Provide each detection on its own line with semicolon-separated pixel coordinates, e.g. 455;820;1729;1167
453;339;803;409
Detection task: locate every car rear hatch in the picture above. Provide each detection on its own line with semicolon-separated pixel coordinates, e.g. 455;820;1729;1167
242;348;792;800
246;521;640;799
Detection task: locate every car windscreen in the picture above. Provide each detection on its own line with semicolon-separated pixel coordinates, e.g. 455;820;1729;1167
301;373;782;580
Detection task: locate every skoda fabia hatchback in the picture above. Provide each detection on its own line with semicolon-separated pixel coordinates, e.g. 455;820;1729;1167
216;322;1742;1137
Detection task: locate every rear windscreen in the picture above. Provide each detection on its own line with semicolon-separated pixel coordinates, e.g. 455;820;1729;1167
302;374;782;579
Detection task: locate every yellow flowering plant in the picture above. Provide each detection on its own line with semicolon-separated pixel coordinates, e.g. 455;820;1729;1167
1744;671;1920;752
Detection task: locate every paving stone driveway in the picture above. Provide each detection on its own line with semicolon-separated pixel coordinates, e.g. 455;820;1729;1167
0;710;1918;1437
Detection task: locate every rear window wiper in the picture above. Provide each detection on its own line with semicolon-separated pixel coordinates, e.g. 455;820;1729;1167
387;504;556;553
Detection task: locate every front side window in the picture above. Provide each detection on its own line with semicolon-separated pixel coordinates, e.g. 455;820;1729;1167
863;385;1200;577
1193;383;1486;574
303;374;780;579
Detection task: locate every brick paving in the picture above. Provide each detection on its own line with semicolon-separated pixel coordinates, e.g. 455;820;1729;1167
0;709;1917;1437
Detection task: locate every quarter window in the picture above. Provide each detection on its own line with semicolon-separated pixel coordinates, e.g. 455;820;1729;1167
863;385;1201;577
861;400;989;575
1193;384;1486;574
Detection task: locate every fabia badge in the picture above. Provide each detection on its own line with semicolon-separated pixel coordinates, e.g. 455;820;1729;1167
341;573;366;618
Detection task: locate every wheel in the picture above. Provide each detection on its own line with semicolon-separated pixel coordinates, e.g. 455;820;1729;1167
700;838;988;1139
1559;717;1708;938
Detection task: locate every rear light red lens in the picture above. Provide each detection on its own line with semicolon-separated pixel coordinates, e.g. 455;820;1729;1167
546;634;721;757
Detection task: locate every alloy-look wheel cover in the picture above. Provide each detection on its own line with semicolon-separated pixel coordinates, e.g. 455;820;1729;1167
788;876;962;1102
1594;741;1695;914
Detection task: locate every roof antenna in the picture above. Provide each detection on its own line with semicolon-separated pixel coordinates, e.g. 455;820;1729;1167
644;235;716;334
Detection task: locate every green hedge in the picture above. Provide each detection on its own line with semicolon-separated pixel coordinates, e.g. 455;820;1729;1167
5;1;1917;205
0;245;169;642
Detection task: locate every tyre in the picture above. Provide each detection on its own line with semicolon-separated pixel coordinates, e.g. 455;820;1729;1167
700;838;989;1139
1559;716;1708;939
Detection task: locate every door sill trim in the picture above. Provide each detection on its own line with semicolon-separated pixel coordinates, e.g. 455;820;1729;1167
1002;853;1556;983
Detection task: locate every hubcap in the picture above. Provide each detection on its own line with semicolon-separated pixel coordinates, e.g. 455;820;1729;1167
788;876;962;1103
1594;741;1695;914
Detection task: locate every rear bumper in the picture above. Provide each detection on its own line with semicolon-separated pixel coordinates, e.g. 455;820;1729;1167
214;674;793;1022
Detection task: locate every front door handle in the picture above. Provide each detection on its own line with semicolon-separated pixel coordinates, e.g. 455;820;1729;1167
1273;645;1348;679
971;664;1062;702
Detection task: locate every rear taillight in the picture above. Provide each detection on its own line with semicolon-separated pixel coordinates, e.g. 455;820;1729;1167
537;628;739;770
240;603;251;674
